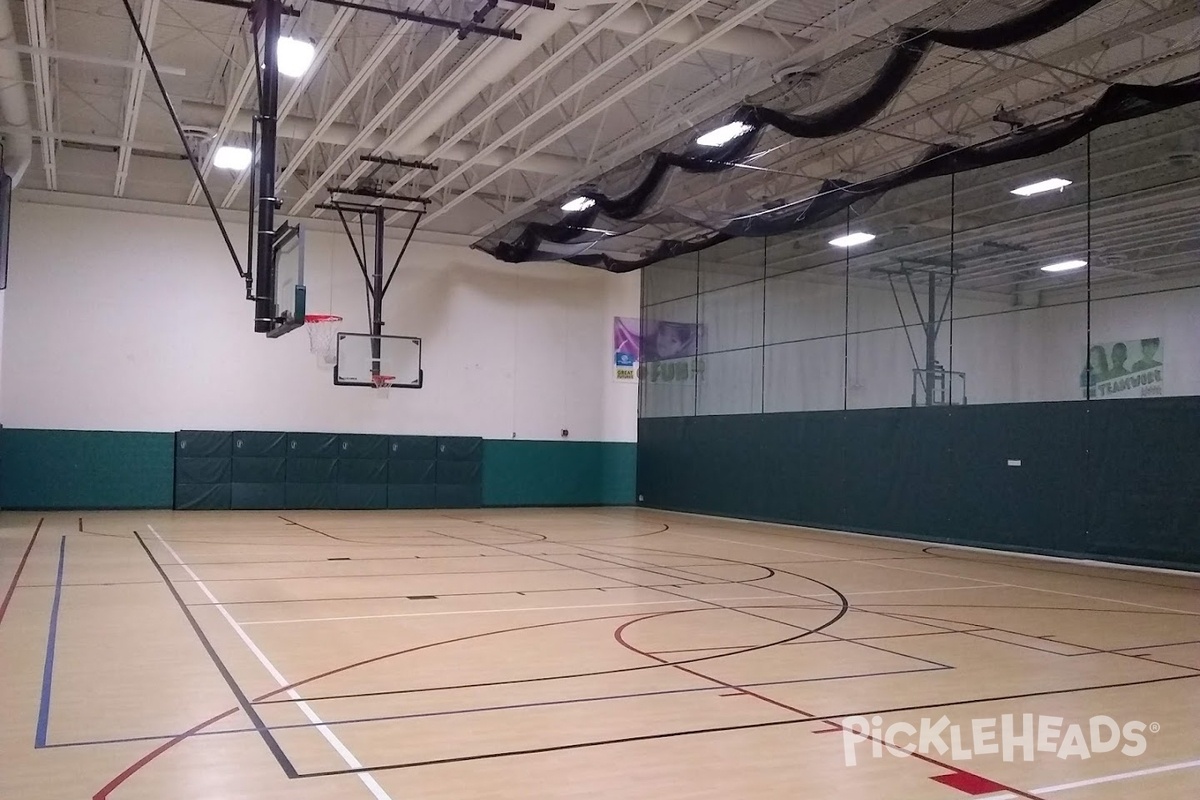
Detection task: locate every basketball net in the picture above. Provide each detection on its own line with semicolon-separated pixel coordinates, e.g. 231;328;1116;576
371;373;395;400
305;314;342;366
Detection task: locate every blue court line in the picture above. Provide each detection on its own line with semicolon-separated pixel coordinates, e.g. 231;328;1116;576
35;535;67;749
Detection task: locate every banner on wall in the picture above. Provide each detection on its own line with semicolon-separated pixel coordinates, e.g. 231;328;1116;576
1081;338;1164;399
613;317;704;382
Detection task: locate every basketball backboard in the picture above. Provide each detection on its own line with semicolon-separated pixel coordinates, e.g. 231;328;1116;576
334;333;423;388
264;223;306;339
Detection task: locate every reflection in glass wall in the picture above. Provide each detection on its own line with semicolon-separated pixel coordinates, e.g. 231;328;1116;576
639;109;1200;418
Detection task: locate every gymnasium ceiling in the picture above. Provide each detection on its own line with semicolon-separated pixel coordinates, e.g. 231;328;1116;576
3;0;1199;273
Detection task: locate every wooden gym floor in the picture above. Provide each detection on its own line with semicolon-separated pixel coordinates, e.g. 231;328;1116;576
1;508;1198;799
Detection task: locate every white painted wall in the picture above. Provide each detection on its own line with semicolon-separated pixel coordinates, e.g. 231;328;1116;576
1;202;639;440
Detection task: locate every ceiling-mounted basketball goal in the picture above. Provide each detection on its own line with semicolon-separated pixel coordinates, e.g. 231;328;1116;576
118;0;552;390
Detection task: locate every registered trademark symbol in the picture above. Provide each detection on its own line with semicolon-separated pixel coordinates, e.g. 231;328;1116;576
1149;722;1161;734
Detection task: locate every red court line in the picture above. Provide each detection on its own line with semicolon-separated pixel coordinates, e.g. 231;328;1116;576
612;610;1047;800
0;519;43;628
93;709;239;800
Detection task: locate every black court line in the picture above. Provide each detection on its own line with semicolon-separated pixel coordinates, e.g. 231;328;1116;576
156;564;596;583
43;665;949;749
132;532;298;779
293;672;1200;778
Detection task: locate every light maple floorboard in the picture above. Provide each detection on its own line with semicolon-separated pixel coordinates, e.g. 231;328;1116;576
1;508;1198;799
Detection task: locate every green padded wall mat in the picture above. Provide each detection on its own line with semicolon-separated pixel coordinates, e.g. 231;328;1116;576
176;431;232;458
391;436;437;460
231;483;286;510
232;457;287;484
337;484;388;509
285;483;336;509
287;458;338;484
339;434;388;459
288;433;340;458
339;459;388;484
0;429;175;509
638;399;1200;571
233;432;287;458
388;460;436;484
176;457;233;485
176;483;232;510
437;437;483;461
389;485;437;508
482;440;636;506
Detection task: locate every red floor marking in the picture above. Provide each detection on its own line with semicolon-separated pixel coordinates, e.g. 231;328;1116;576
933;771;1013;795
0;520;42;627
93;709;239;800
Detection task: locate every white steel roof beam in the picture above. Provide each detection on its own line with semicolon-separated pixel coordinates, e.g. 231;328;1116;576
114;0;160;197
219;6;432;209
422;0;886;230
217;7;355;207
21;0;55;188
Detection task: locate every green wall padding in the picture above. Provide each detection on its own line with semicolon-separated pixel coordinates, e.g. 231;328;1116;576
483;440;636;506
233;457;287;484
389;485;436;508
176;457;232;485
232;483;286;509
287;457;338;483
177;431;232;457
339;459;388;484
0;429;174;509
391;436;437;460
436;484;482;508
339;434;388;459
234;432;287;457
438;437;483;461
176;483;231;510
337;484;388;509
286;483;336;509
638;399;1200;571
288;433;339;458
437;460;482;485
389;460;436;484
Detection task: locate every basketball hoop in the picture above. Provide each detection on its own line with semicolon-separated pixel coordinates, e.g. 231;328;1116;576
305;314;342;366
371;373;395;400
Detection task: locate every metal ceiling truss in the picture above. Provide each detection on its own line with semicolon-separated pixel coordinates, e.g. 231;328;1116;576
24;0;58;189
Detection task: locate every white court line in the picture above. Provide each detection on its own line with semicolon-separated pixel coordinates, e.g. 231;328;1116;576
984;758;1200;798
863;559;1200;616
148;526;393;800
241;595;784;625
681;530;1198;615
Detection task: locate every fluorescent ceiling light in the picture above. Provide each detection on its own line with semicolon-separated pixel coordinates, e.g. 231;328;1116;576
829;232;876;248
1040;259;1087;273
213;145;252;171
277;36;316;78
561;196;595;213
1011;177;1072;196
695;121;753;147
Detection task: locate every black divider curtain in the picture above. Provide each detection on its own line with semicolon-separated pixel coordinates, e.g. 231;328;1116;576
475;0;1200;271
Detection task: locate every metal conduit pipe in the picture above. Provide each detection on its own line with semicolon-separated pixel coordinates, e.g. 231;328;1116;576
0;0;34;185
